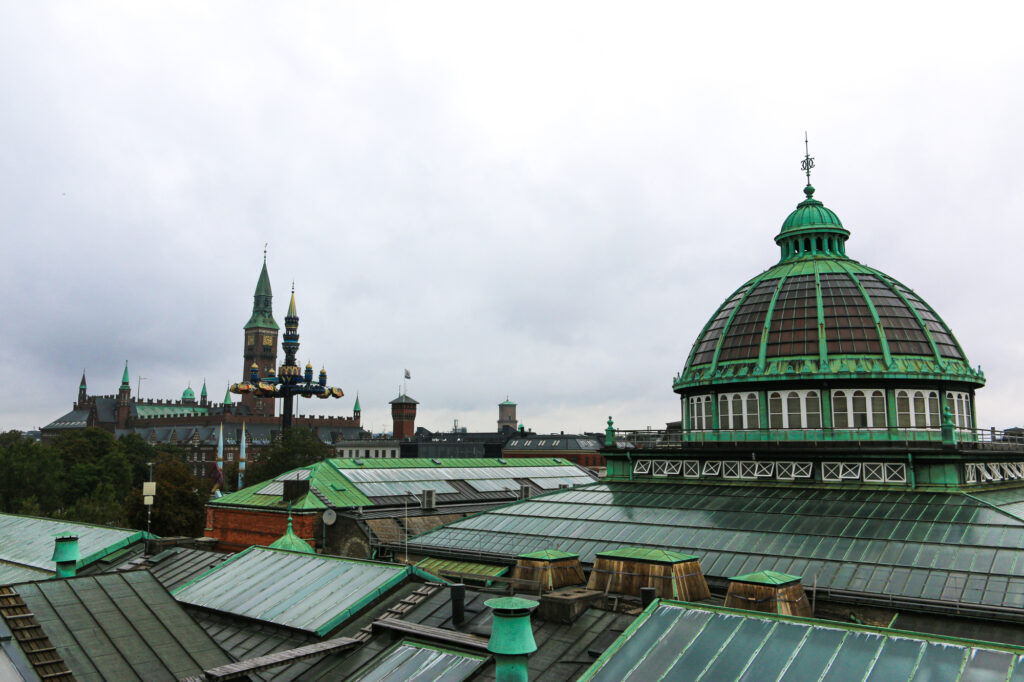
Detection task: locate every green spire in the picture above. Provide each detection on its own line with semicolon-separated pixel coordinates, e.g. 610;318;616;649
80;371;87;390
200;380;208;398
353;393;361;412
245;256;280;330
269;514;315;554
121;362;130;386
223;387;233;405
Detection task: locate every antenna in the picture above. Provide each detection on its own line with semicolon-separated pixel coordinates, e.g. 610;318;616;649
801;132;815;185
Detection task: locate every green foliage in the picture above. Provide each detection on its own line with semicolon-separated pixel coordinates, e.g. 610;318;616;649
246;427;329;482
0;428;210;537
126;452;210;537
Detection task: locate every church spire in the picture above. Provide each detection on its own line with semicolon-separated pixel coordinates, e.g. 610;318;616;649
245;254;279;331
121;361;130;387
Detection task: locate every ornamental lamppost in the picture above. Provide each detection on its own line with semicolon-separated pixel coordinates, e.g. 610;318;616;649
230;287;343;429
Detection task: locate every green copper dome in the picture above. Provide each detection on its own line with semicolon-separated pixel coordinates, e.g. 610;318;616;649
269;516;315;554
675;184;984;391
182;386;195;401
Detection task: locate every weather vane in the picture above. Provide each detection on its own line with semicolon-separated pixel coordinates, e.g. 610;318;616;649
801;131;815;185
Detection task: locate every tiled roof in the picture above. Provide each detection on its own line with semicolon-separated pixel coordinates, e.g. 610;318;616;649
41;409;90;430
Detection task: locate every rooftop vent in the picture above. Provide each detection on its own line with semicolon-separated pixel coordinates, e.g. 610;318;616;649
519;484;532;499
586;547;710;602
282;479;310;502
724;570;811;617
513;550;585;593
431;459;442;465
422;489;436;510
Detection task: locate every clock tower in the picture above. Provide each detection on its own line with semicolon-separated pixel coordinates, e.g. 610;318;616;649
242;255;279;416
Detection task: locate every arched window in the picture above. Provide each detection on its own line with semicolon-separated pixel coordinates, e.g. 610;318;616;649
833;391;849;428
805;391;821;428
787;392;802;428
746;393;760;429
815;237;822;252
769;393;784;429
719;394;730;430
871;391;887;428
928;393;940;426
913;392;927;427
897;391;911;428
852;391;868;428
732;394;744;429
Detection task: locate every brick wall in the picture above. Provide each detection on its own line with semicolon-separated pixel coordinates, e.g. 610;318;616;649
205;507;318;553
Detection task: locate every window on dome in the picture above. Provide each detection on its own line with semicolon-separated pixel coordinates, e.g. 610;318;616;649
689;395;713;430
928;394;940;426
690;287;751;365
718;281;778;362
820;273;881;354
719;392;760;430
732;394;743;429
806;391;821;428
852;391;868;427
787;392;802;428
765;275;818;358
896;390;939;429
856;275;932;356
746;393;759;429
895;285;964;359
769;390;819;429
947;392;972;429
897;391;911;428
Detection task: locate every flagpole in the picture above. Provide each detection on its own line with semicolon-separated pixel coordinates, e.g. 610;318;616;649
238;422;247;490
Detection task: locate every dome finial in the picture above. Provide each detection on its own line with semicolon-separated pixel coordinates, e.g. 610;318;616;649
801;132;815;196
263;242;268;263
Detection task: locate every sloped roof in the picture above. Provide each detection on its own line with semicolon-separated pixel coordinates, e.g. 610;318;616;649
41;409;89;431
10;571;231;680
0;513;150;584
347;640;487;681
408;482;1024;618
172;546;418;636
581;601;1024;681
210;458;596;511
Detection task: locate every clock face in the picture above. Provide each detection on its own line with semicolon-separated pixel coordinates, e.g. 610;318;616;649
247;334;255;346
263;335;274;346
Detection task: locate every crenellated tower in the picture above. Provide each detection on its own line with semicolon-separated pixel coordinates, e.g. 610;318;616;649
242;254;279;416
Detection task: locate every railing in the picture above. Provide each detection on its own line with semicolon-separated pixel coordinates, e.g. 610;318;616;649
609;426;1024;451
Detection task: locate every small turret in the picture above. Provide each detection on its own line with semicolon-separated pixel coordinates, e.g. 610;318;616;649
200;380;208;406
305;362;314;383
52;535;80;579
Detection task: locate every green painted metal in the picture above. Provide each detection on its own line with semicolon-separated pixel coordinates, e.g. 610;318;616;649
121;361;130;386
604;416;615;447
674;184;983;397
200;381;207;398
182;386;195;401
51;535;79;578
268;515;315;554
172;546;410;636
517;549;578;560
730;569;802;586
212;457;593;512
580;600;1024;681
0;513;153;583
353;394;361;412
223;387;232;405
135;404;210;417
595;547;697;564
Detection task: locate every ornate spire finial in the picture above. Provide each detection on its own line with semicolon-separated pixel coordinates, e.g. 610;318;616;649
263;242;268;263
801;132;815;187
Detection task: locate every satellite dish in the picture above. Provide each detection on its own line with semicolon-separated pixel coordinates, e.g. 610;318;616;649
322;509;337;526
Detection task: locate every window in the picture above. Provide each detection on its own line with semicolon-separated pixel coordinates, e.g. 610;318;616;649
754;462;774;478
689;395;713;430
840;463;861;479
964;463;977;484
740;462;757;479
769;390;820;429
719;392;760;430
633;460;651;475
863;463;884;482
683;461;700;478
793;462;813;478
885;463;907;483
723;461;740;479
702;460;722;477
897;390;940;429
776;462;795;480
652;460;681;477
946;391;973;429
833;389;887;429
822;462;842;481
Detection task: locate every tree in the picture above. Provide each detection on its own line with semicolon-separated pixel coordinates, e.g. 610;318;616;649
126;452;210;537
245;427;329;483
0;432;62;514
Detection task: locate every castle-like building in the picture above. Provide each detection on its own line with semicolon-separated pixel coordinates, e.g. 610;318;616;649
41;257;362;475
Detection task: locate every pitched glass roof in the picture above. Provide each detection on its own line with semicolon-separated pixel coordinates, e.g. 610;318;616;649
348;640;486;682
410;482;1024;615
582;601;1024;681
172;546;411;635
0;513;149;584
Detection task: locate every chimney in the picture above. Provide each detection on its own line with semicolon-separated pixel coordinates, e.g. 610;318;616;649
451;583;466;625
519;484;531;500
422;489;436;510
640;587;657;608
485;597;538;682
52;535;80;579
283;479;310;502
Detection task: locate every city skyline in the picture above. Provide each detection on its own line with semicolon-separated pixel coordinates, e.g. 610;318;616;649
2;3;1022;434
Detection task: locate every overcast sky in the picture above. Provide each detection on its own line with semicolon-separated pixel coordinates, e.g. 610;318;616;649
2;2;1023;435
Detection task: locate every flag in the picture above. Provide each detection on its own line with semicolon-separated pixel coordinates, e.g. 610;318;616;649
404;369;411;380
